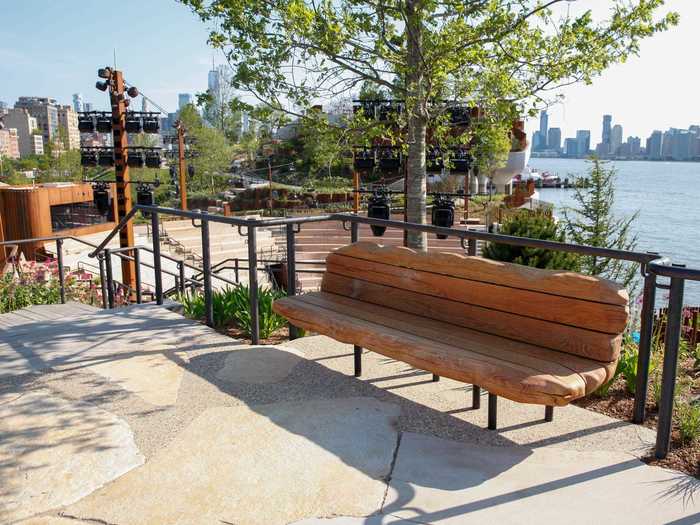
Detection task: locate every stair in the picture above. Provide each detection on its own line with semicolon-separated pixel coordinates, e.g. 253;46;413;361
0;302;99;331
271;215;482;292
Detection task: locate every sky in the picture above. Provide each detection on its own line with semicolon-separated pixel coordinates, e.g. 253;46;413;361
1;0;698;144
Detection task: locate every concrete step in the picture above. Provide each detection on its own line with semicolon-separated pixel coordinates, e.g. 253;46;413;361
0;301;101;332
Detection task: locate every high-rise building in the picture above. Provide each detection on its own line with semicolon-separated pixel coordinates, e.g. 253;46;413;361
2;108;44;157
532;131;544;151
83;102;94;112
627;136;641;157
141;97;149;112
178;93;194;110
610;124;623;155
564;138;578;157
0;128;20;159
72;93;83;113
547;127;561;152
539;110;549;149
14;97;59;149
208;64;225;94
575;130;591;157
57;105;80;150
662;130;675;158
671;130;694;161
601;114;612;153
646;130;663;159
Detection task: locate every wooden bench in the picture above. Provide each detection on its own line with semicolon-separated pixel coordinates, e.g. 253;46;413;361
273;242;629;429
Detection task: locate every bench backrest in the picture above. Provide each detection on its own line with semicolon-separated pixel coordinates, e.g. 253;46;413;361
321;242;629;363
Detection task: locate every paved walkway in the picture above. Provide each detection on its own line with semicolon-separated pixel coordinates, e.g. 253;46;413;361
1;304;698;524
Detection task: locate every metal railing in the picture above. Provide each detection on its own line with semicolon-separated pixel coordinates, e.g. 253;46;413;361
6;203;699;461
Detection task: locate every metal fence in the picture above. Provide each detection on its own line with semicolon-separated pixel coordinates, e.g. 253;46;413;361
4;204;699;461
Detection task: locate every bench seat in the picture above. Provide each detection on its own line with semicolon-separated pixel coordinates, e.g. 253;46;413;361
274;291;617;406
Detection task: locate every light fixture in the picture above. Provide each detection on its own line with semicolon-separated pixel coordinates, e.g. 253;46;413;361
78;114;95;133
431;194;455;239
367;188;391;237
378;146;400;171
80;150;97;167
95;81;109;92
451;149;472;173
145;150;162;168
92;182;110;215
127;150;144;168
127;86;139;98
97;67;112;79
354;148;375;170
136;184;155;217
95;115;112;133
125;113;142;134
187;164;195;178
142;116;159;134
98;149;114;167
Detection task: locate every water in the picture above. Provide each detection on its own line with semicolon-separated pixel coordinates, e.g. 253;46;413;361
527;158;700;305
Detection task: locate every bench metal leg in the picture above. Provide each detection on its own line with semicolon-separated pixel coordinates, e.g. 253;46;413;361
545;406;554;422
353;345;362;377
488;393;498;430
432;374;440;382
472;385;481;409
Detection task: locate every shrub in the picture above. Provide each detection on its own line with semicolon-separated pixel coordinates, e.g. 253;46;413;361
676;402;700;445
482;211;580;270
177;284;287;339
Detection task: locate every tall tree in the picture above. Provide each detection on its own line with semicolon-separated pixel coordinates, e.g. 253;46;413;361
180;0;676;249
562;159;639;290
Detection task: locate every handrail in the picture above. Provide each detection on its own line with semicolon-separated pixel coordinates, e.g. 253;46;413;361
89;206;138;257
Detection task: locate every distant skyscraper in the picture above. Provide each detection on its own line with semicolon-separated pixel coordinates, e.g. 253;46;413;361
72;93;83;113
611;124;623;155
178;93;194;110
83;102;93;112
627;136;641;157
602;114;612;151
575;130;591;157
564;138;578;157
539;110;549;148
242;112;250;134
141;97;149;112
646;131;663;159
547;127;561;152
532;131;544;151
208;64;225;94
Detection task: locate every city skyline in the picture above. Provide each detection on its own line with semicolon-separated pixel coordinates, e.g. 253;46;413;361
0;1;698;135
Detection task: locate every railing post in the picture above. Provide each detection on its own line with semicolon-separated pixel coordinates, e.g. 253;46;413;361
55;238;66;304
150;211;163;305
655;273;685;459
247;221;260;344
234;258;240;283
104;248;114;309
286;223;299;340
134;248;143;304
97;254;108;309
179;260;186;295
633;270;657;423
201;213;214;327
351;221;359;243
467;238;477;256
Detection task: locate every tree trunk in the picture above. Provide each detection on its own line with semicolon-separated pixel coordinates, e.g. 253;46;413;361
405;0;427;250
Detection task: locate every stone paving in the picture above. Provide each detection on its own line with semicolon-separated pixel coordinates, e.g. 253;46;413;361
0;303;699;524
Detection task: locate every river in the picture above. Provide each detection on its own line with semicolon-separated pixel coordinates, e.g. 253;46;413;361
527;158;700;306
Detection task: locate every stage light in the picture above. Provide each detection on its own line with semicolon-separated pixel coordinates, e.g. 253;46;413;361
97;68;111;79
145;150;162;168
431;194;455;239
80;150;97;167
125;113;143;134
142;117;159;134
98;149;114;167
127;86;139;98
367;188;391;237
95;116;112;133
92;183;110;215
96;81;109;92
127;150;145;168
78;115;95;133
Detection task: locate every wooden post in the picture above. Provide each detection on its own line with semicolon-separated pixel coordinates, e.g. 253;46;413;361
268;158;273;215
353;171;360;214
177;122;187;210
110;70;136;291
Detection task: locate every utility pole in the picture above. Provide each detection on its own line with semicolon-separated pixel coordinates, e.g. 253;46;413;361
176;121;187;210
267;157;273;214
109;69;136;290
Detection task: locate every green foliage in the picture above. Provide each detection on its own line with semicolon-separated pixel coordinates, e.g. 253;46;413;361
0;271;61;313
482;211;580;270
177;284;287;338
617;341;641;395
180;0;676;248
675;402;700;445
563;159;639;291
